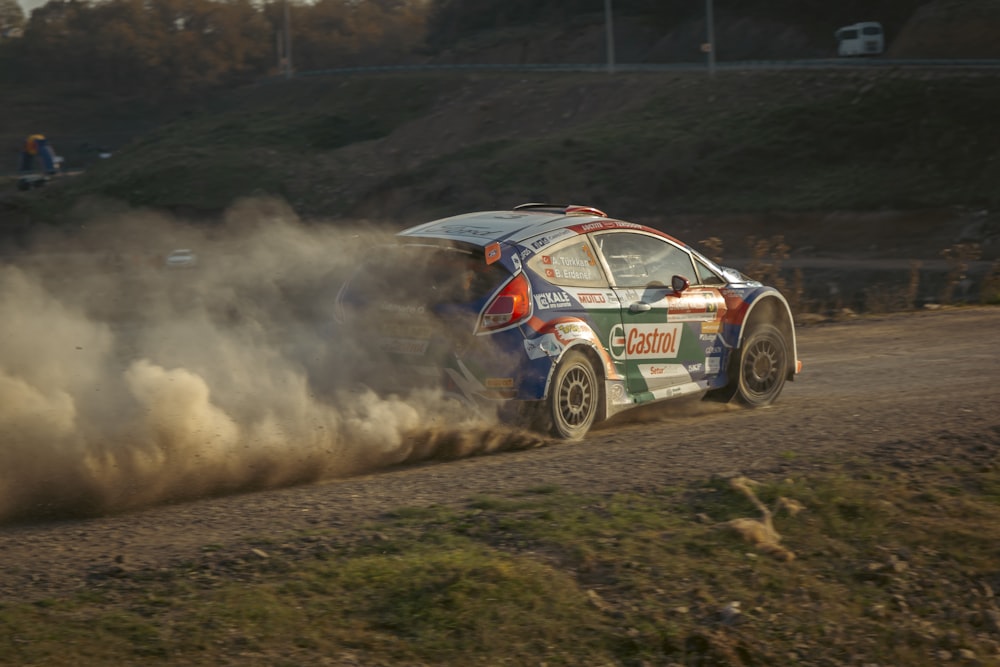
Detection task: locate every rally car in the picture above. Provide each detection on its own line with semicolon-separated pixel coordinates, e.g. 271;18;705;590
336;204;801;439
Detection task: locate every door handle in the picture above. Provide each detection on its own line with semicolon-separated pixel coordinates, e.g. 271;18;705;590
629;302;652;313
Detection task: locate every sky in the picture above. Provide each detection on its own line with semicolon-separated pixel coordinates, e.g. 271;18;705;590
19;0;47;13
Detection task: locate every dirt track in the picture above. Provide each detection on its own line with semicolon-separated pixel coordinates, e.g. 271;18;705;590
2;306;998;602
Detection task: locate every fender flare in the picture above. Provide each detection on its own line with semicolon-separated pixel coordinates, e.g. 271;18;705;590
736;289;800;379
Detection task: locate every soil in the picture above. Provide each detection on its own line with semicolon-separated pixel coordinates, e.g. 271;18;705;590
2;306;998;605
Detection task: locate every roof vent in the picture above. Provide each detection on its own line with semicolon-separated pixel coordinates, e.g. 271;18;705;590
564;205;608;218
513;203;608;218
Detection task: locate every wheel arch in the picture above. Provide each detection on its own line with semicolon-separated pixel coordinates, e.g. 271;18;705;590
738;292;799;381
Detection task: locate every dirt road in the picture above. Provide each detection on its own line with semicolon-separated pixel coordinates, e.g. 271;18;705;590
2;307;998;601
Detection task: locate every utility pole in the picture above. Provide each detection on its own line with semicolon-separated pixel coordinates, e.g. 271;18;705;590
705;0;716;77
604;0;615;74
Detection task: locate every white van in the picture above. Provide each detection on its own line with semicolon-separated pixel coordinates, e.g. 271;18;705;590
835;22;885;57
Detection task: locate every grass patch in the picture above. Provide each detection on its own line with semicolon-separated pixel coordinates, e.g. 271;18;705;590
2;446;1000;665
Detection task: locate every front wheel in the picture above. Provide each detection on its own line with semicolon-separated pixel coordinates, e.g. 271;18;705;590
735;323;788;406
547;350;600;440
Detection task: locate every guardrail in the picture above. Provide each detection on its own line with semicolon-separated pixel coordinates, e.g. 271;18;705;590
289;58;1000;78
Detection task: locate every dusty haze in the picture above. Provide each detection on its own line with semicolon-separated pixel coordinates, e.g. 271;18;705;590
0;197;545;523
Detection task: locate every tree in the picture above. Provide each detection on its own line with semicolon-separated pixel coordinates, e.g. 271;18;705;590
287;0;430;70
18;0;273;91
0;0;25;33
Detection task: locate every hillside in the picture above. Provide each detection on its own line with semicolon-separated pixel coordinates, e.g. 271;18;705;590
3;67;999;236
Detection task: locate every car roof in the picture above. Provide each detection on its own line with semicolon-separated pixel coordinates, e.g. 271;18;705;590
398;205;657;248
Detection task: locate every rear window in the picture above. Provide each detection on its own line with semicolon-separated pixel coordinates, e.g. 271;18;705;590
526;238;607;288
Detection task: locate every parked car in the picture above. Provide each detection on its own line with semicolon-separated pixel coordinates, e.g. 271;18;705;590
164;249;197;269
835;21;885;57
336;204;801;439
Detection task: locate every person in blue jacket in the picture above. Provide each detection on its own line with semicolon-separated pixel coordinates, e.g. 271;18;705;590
16;134;58;190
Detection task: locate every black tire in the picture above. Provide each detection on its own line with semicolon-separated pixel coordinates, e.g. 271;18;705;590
734;323;788;406
547;350;600;440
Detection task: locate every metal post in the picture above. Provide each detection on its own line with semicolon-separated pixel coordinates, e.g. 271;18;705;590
705;0;716;77
604;0;615;74
283;0;293;79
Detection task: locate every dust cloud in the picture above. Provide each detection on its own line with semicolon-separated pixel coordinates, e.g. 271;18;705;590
0;197;545;522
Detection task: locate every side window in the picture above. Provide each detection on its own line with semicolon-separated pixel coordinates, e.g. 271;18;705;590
526;238;607;288
694;257;725;286
594;232;696;287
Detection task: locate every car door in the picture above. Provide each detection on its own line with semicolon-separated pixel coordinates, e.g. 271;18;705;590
592;231;727;397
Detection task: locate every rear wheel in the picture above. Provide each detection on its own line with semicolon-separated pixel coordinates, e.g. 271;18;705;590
735;323;788;406
548;350;599;440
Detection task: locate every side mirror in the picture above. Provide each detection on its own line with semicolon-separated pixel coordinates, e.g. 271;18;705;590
671;275;690;294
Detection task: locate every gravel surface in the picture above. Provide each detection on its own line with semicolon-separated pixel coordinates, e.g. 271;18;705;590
1;306;998;602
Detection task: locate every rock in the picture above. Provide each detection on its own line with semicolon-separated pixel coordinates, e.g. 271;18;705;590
719;601;742;625
250;548;269;559
888;557;909;573
867;603;887;619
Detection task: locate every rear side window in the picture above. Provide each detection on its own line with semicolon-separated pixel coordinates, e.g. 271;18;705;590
526;238;607;288
862;26;882;35
839;29;859;39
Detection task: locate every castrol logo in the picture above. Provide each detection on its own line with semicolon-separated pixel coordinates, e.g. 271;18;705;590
608;323;683;360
